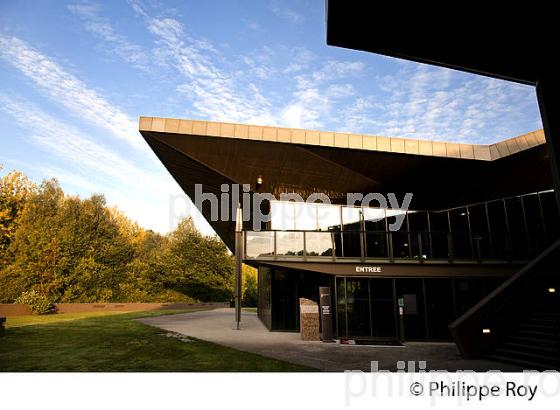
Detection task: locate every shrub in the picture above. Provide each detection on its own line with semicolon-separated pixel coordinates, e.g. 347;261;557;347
15;290;55;315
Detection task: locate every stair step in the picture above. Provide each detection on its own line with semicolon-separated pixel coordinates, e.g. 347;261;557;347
515;328;556;338
506;335;558;346
527;317;557;324
519;322;555;330
486;354;558;371
502;341;559;354
493;348;560;365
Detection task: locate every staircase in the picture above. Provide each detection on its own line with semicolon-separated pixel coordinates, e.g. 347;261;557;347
487;302;560;370
449;239;560;370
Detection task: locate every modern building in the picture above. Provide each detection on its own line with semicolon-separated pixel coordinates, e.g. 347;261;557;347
323;0;559;369
139;118;559;361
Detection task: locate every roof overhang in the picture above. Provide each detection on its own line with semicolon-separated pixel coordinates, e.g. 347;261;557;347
325;1;554;86
140;117;551;249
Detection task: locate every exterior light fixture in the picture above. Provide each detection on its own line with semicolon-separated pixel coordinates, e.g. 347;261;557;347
548;287;556;293
482;328;491;334
255;175;263;191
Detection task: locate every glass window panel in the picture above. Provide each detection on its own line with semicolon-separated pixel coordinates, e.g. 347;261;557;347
346;278;371;337
370;278;396;339
468;204;488;233
487;200;508;258
386;209;408;232
450;207;469;232
336;278;346;338
522;194;546;255
408;211;428;231
395;279;427;340
341;231;361;258
506;197;529;259
408;211;429;259
450;207;472;259
430;232;450;259
316;204;341;231
506;197;526;233
540;191;560;244
391;231;411;258
276;231;304;256
523;194;544;234
294;202;317;230
363;208;386;231
270;201;295;230
424;279;454;340
429;211;450;259
341;206;362;230
365;232;388;258
245;231;275;258
429;210;449;232
305;232;333;257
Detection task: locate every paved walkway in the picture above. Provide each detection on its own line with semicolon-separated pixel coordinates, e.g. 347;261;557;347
138;308;522;372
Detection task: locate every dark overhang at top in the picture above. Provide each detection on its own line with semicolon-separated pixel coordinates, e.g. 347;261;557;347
325;1;554;86
140;117;551;249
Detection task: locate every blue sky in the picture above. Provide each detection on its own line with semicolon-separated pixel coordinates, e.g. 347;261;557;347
0;0;543;235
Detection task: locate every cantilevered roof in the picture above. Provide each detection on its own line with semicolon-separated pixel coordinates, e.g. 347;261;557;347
140;117;551;250
140;117;545;161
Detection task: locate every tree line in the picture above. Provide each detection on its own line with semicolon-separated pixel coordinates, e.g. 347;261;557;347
0;166;257;306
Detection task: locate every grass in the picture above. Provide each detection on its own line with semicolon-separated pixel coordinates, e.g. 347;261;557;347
4;310;135;328
0;309;312;372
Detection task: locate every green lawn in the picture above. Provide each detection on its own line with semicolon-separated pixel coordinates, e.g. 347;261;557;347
0;310;311;371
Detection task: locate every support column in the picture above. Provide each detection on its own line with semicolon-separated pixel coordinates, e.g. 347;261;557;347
234;203;243;330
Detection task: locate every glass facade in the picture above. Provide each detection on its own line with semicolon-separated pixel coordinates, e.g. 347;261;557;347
335;276;505;340
260;269;505;340
246;191;559;263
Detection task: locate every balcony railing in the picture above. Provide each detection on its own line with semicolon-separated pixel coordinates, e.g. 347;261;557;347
243;229;545;263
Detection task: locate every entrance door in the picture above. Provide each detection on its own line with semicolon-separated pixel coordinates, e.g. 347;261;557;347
346;278;371;337
395;279;427;340
271;270;297;330
336;277;398;339
370;279;398;338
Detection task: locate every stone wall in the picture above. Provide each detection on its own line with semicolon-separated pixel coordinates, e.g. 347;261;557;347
299;298;320;341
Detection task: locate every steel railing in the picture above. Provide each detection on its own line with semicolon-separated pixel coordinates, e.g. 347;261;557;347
243;229;547;263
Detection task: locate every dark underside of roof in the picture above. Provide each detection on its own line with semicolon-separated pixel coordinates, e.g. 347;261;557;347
142;130;553;249
325;1;555;85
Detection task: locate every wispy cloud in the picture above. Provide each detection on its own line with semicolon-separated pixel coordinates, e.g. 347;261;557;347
0;95;161;190
67;1;148;70
341;64;541;143
270;0;304;24
0;34;144;151
146;16;276;124
0;94;209;233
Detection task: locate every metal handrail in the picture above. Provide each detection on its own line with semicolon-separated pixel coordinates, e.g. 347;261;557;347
243;229;542;263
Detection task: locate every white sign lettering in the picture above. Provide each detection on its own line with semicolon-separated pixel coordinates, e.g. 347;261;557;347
355;266;382;273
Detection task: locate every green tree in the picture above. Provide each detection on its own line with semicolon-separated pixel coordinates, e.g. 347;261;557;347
0;167;36;267
242;265;258;307
0;167;241;305
163;218;235;302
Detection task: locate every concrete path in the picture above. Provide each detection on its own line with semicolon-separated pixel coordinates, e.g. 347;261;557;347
138;308;522;372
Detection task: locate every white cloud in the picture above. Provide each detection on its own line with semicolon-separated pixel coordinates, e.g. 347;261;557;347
0;34;144;151
67;2;148;69
0;95;163;193
270;0;304;24
341;64;541;143
0;95;216;234
147;17;277;124
326;83;355;98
